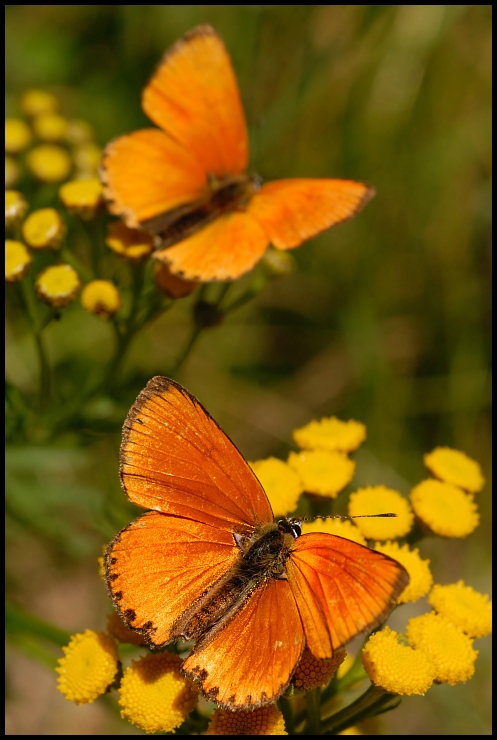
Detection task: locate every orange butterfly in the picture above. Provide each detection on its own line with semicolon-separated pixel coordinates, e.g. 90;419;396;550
101;25;375;282
105;377;408;709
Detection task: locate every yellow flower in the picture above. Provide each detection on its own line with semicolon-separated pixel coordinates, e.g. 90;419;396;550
56;630;119;704
424;447;484;493
206;705;287;735
5;240;31;283
106;221;154;260
250;457;304;517
153;261;198;298
73;142;102;176
118;653;197;733
59;178;104;219
22;208;66;250
348;487;413;540
293;417;366;453
292;646;346;691
301;517;367;546
410;479;479;538
106;612;147;646
81;280;121;319
373;542;432;603
261;246;295;277
407;612;479;685
428;581;492;638
26;144;71;183
20;89;59;116
287;449;355;497
5;118;32;153
35;264;80;307
66;119;94;145
361;626;435;695
5;190;28;228
5;155;21;188
33;113;68;142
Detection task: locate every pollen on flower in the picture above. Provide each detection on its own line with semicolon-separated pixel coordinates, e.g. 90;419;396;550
56;629;119;704
59;178;104;219
293;416;366;453
106;221;154;260
205;705;287;735
292;646;346;691
406;612;479;685
118;652;198;733
301;517;367;546
5;240;31;283
106;612;147;646
5;190;28;228
410;479;479;537
361;626;435;696
287;449;355;498
5;118;32;154
428;581;492;638
81;280;121;319
249;457;304;516
26;144;72;183
373;542;432;603
348;487;413;540
35;264;80;307
22;208;66;250
424;447;485;493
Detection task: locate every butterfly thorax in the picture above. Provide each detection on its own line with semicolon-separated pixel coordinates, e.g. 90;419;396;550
140;172;261;249
175;521;295;642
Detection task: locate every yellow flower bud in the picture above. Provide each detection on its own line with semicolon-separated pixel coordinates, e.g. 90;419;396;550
20;89;59;116
106;221;154;260
73;142;102;176
56;630;119;704
59;178;103;219
5;240;32;283
5;190;28;229
26;144;71;183
33;113;68;142
5;118;32;154
35;264;80;307
81;280;121;319
22;208;66;250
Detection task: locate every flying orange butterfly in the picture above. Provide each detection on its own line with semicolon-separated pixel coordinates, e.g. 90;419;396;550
105;377;409;709
101;25;375;282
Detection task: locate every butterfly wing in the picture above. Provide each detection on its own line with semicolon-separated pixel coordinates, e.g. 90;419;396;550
247;178;375;250
286;533;409;658
143;24;248;177
182;578;304;708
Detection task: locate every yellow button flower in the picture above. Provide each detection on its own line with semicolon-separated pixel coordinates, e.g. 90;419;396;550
287;449;355;497
410;479;479;537
106;221;154;260
5;240;31;283
22;208;66;250
81;280;121;319
106;612;147;646
118;653;198;733
428;581;492;638
66;119;94;145
424;447;485;493
5;118;32;153
293;417;366;453
407;612;479;685
35;264;80;307
59;178;104;220
373;542;432;603
348;486;413;540
5;190;28;229
26;144;71;183
33;113;68;142
5;155;21;188
20;89;59;116
56;629;119;704
73;142;102;176
206;705;287;735
153;261;198;298
250;457;304;517
301;517;367;546
362;626;435;695
292;646;346;691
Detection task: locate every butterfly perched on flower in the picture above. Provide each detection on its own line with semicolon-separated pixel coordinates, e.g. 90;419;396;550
101;25;375;282
105;377;408;709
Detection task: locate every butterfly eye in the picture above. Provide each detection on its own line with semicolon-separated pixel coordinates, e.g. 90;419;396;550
277;519;301;539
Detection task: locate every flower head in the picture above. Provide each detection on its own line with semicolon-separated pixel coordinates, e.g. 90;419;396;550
206;705;287;735
106;221;154;260
5;190;28;229
59;178;104;220
118;652;197;733
5;240;32;283
250;457;303;516
33;113;68;142
81;280;121;319
26;144;71;183
373;542;432;603
410;479;479;537
287;449;355;497
292;646;346;691
293;417;366;453
20;89;59;116
348;487;413;540
301;517;367;546
424;447;485;493
56;629;119;704
5;118;32;154
73;142;102;177
406;612;479;685
361;626;435;695
35;264;80;307
428;581;492;638
22;208;66;250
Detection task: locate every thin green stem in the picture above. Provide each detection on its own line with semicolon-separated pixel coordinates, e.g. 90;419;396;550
169;326;202;376
19;279;52;412
321;684;400;734
304;688;321;734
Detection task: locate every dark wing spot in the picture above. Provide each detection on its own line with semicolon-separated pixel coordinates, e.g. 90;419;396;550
143;621;153;631
124;608;136;622
114;591;123;601
109;573;119;582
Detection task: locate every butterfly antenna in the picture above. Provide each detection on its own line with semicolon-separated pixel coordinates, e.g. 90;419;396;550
296;513;398;523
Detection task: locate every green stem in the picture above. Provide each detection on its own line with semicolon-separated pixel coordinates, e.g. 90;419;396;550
6;600;71;647
169;326;202;376
304;688;321;733
321;684;400;734
19;279;52;412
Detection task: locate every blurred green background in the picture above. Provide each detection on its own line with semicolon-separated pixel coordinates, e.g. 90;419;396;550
6;5;491;735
